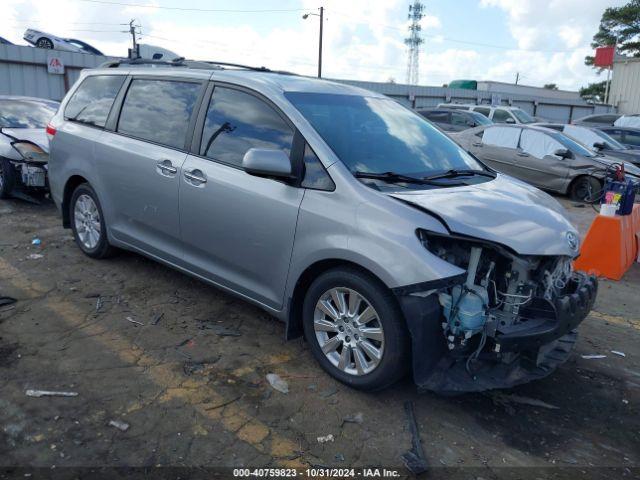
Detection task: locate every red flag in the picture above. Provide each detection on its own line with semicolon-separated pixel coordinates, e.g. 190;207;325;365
594;46;615;67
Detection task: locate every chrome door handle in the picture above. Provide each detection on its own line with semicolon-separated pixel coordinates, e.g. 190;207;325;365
157;160;177;174
517;152;530;157
472;142;482;147
184;170;207;184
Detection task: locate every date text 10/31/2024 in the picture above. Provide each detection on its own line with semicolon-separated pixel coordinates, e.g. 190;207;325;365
233;468;402;478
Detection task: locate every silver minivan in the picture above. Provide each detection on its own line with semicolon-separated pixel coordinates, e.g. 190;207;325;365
48;61;597;393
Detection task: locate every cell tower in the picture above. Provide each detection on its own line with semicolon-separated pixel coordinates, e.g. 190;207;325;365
404;1;425;85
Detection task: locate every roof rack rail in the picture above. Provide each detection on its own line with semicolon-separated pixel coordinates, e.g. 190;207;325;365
98;57;298;76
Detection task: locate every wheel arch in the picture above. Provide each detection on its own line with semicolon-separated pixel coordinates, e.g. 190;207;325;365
567;174;602;198
285;258;394;340
62;175;89;228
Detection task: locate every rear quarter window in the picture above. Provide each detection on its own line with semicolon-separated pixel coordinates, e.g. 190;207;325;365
117;79;202;150
64;75;126;128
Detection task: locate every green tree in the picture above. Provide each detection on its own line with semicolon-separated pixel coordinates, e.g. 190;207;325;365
585;0;640;66
543;83;559;90
579;81;607;102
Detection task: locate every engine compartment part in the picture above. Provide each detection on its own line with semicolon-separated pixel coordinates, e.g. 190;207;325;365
397;230;598;393
20;163;47;187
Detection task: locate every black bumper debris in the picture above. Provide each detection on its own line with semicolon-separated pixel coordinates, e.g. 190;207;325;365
397;273;598;394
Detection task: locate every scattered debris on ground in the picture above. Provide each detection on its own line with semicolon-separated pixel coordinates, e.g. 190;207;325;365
317;434;335;444
108;419;130;432
400;401;428;475
490;393;560;411
611;350;626;357
27;253;43;260
581;354;607;359
25;389;78;398
266;373;289;394
0;296;17;308
125;316;144;326
342;412;364;426
151;312;164;325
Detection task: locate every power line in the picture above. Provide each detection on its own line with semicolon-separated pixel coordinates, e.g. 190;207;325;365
77;0;310;13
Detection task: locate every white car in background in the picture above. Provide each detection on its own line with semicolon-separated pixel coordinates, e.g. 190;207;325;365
23;29;103;55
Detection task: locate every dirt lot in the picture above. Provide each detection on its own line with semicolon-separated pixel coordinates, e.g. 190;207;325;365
0;197;639;479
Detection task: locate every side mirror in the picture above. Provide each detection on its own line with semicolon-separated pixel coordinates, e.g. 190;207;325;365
505;117;516;124
242;148;293;179
593;141;606;150
553;148;572;159
466;120;476;127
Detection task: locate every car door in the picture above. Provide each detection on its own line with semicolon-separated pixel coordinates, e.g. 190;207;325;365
514;129;570;191
471;125;523;178
492;108;515;124
95;76;204;263
179;84;304;309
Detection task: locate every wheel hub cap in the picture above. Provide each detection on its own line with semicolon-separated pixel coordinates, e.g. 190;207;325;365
73;194;101;250
313;287;385;376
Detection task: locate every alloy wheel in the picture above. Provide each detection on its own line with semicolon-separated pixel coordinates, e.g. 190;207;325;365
74;194;101;250
313;287;385;376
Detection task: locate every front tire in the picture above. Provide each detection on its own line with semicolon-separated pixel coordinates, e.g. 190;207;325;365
0;158;16;199
302;267;410;391
70;184;115;259
570;176;602;202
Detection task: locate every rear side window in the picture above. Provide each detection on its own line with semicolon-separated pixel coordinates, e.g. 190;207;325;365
200;87;294;167
451;112;470;126
65;75;125;128
473;107;491;117
492;109;513;123
421;111;449;123
624;131;640;147
482;126;521;148
117;79;201;149
604;129;624;142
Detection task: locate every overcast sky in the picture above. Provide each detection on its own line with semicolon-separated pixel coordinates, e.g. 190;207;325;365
3;0;627;90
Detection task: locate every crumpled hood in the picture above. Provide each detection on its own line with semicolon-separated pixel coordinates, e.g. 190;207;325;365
1;128;50;153
389;175;579;257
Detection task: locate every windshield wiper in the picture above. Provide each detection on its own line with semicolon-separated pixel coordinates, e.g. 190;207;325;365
423;169;496;181
354;171;448;185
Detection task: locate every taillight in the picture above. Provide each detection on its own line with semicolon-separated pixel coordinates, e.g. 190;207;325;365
46;124;57;136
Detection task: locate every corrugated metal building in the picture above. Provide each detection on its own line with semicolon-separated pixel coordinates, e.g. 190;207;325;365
610;56;640;114
0;44;116;101
476;81;582;101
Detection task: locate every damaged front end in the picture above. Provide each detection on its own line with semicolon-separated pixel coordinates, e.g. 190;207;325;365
397;230;597;394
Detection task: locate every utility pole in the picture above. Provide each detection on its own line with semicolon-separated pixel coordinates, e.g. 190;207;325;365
405;1;425;85
303;7;324;78
128;19;139;59
515;72;520;85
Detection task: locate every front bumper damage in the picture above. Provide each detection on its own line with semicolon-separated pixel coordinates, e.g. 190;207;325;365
396;236;598;394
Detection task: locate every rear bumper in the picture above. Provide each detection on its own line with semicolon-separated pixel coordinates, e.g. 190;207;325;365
397;273;598;394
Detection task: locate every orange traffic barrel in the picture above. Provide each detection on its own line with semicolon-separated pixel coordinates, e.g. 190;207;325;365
574;211;636;281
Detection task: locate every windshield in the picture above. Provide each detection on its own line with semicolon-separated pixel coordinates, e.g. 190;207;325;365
551;132;596;157
0;99;59;128
511;108;535;124
470;111;492;126
286;93;484;177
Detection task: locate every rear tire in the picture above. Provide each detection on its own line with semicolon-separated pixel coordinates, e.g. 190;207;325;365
36;38;54;49
0;158;16;199
570;176;602;202
69;184;115;259
302;267;410;391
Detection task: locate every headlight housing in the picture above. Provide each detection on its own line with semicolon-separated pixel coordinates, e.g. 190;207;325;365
11;141;48;164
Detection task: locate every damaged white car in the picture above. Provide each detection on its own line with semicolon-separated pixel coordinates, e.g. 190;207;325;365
0;96;58;200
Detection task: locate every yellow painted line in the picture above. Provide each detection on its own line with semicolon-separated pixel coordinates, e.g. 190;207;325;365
0;257;304;467
589;310;640;331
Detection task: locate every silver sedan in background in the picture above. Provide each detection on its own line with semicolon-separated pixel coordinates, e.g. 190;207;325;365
453;124;640;201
